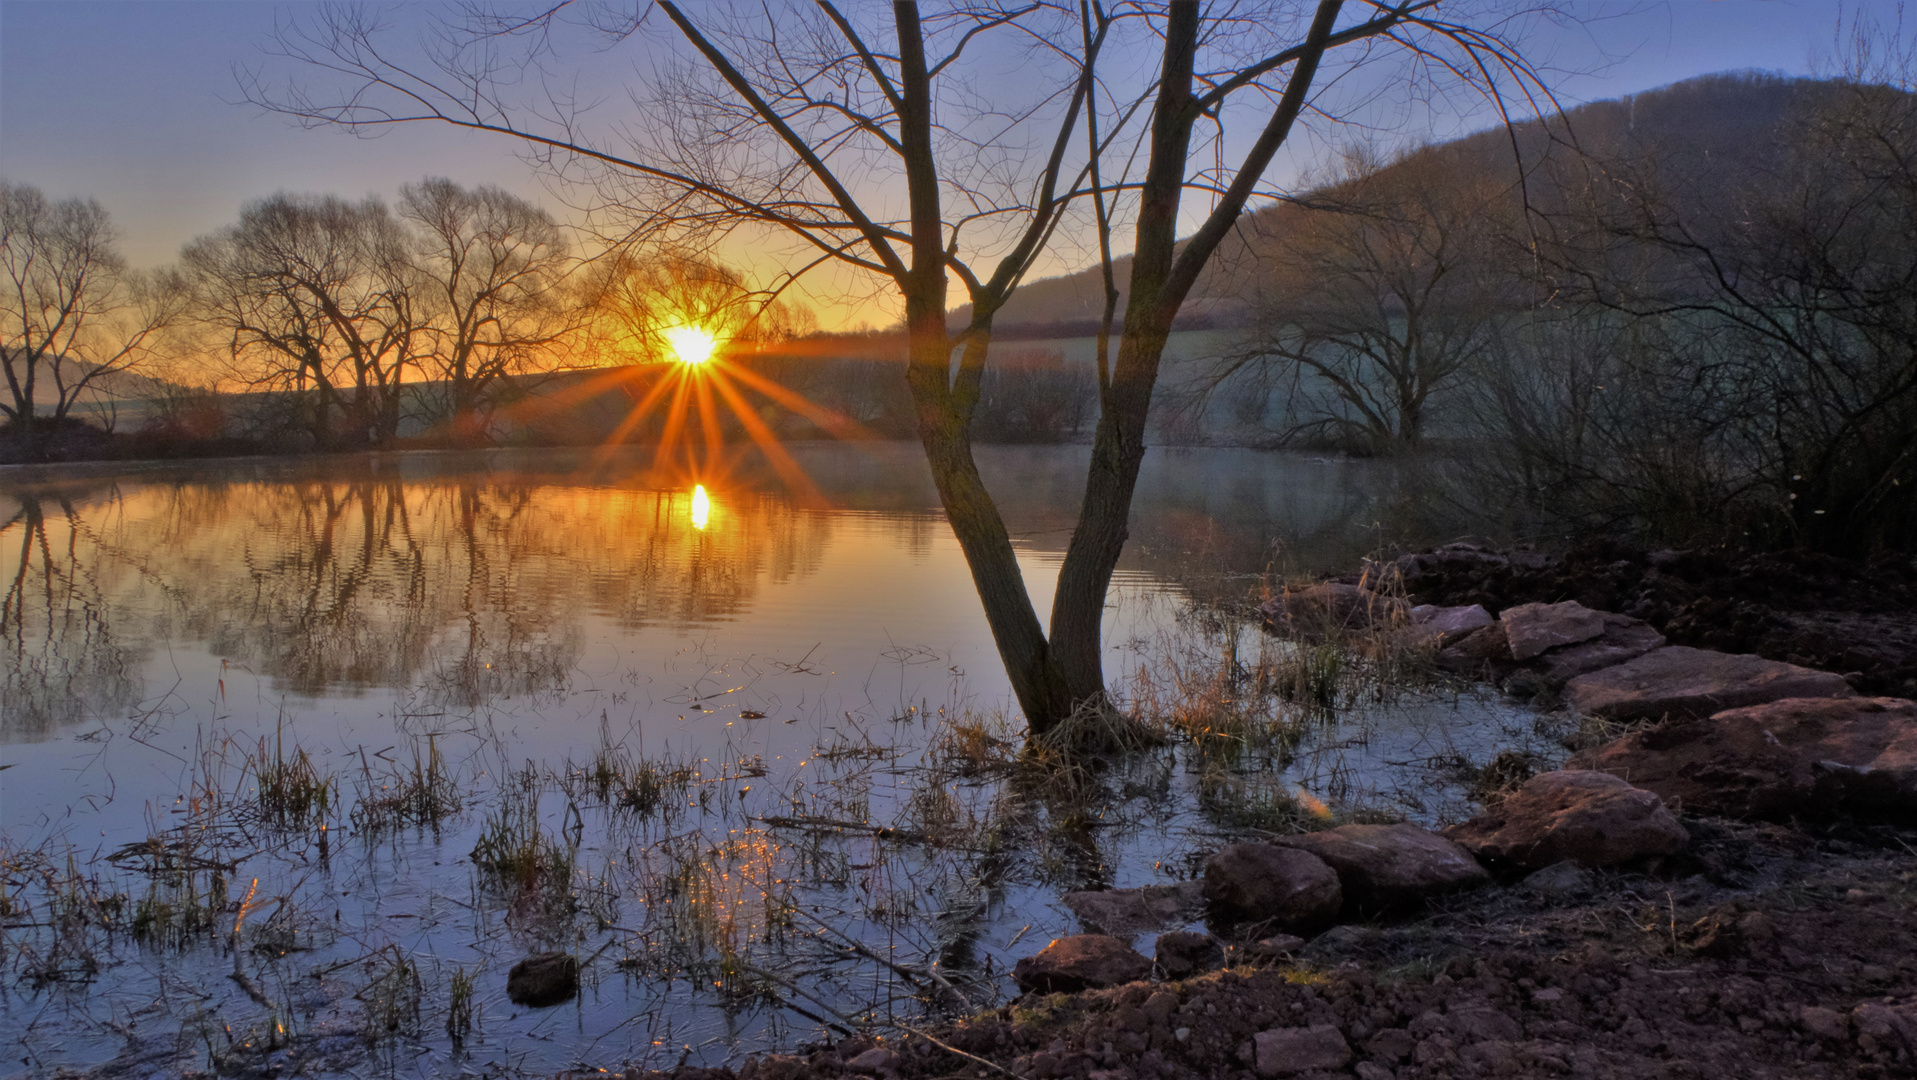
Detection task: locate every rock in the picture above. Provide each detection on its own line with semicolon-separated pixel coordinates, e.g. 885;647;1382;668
1142;990;1180;1025
1253;1025;1353;1076
1436;622;1513;674
1354;1063;1395;1080
1237;934;1307;964
1534;614;1667;687
1061;883;1204;934
1271;823;1489;914
1444;770;1688;869
1261;583;1406;640
1447;1005;1522;1042
1518;861;1592;899
846;1048;898;1074
1153;930;1223;979
1013;934;1152;994
1501;601;1608;660
1395;544;1514;586
506;952;578;1008
1853;999;1917;1055
1564;646;1856;722
1570;696;1917;822
1201;843;1342;932
1366;1027;1416;1063
1799;1006;1850;1040
1398;604;1494;650
1298;924;1383;964
738;1054;803;1080
1686;903;1773;958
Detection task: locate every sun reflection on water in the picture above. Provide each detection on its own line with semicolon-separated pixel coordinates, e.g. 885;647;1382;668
690;484;711;530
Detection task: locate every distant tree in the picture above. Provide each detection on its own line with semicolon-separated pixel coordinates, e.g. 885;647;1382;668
1551;51;1917;553
973;348;1096;443
399;178;580;443
1217;145;1514;453
0;181;181;452
184;193;424;448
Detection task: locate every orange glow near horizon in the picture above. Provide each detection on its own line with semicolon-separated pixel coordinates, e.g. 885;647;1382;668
474;326;901;509
690;484;711;529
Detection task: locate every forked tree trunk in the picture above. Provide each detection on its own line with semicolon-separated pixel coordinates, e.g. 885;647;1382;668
1046;7;1202;705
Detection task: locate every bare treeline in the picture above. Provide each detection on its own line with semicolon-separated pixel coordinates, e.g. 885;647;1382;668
1202;71;1917;556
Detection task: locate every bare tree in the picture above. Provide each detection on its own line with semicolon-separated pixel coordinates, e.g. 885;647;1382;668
1214;144;1515;453
254;1;1548;732
183;193;425;449
1547;63;1917;554
399;178;581;443
1;181;181;453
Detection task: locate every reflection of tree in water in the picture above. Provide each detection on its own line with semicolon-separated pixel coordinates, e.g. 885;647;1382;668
0;493;141;739
4;469;836;728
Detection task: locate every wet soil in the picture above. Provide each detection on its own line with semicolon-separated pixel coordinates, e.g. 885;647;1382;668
653;819;1917;1080
1380;539;1917;697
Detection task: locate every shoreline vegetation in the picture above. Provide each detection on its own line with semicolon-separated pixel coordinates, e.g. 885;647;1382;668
10;538;1915;1080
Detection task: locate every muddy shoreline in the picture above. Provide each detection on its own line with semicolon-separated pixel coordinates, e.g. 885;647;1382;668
667;543;1917;1080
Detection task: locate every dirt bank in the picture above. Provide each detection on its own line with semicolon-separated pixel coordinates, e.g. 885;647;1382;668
602;818;1911;1080
1379;539;1917;697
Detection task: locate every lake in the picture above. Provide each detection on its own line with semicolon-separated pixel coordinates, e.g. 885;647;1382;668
0;443;1542;1076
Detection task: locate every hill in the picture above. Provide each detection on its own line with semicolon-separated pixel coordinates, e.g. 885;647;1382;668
957;71;1856;333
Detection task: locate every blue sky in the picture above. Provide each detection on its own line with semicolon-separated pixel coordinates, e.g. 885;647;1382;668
0;1;1886;322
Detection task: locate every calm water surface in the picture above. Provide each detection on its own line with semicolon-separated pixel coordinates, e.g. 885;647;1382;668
0;444;1536;1076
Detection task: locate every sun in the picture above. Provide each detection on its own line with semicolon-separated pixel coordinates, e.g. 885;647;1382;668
664;326;717;366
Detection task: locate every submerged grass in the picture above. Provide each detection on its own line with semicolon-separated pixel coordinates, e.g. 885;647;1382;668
350;736;462;837
247;726;335;831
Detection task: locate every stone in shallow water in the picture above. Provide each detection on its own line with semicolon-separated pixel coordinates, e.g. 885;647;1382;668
1572;695;1917;821
506;952;578;1008
1061;882;1204;934
1564;645;1855;722
1398;603;1495;650
1444;770;1687;869
1013;934;1151;994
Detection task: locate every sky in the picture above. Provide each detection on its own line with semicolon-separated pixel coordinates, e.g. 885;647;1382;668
0;1;1894;328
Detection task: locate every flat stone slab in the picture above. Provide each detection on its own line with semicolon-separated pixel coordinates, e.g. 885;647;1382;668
1271;822;1489;914
1573;695;1917;822
1502;601;1608;660
1398;603;1494;650
1436;622;1513;673
1445;769;1688;869
1565;645;1855;722
1060;882;1204;934
1536;613;1666;687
